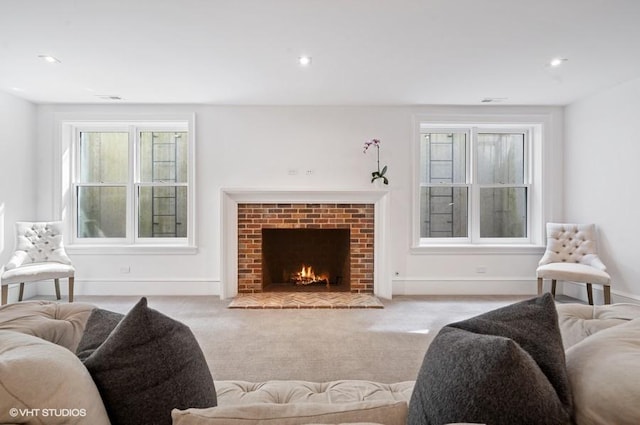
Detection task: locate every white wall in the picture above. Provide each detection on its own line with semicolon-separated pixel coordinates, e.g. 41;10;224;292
0;91;38;302
564;77;640;303
33;104;564;298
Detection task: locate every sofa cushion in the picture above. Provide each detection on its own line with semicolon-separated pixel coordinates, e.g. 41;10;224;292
82;297;216;425
76;307;124;361
566;317;640;425
172;400;407;425
215;380;414;405
556;302;640;349
407;294;572;425
0;330;111;425
0;300;95;351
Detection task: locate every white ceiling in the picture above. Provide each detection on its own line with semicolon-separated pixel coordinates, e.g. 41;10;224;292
2;0;640;105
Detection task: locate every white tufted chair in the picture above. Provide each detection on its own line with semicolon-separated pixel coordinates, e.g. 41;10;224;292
1;221;75;305
537;223;611;305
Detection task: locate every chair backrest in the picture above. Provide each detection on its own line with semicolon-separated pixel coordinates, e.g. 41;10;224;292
539;223;600;266
4;221;72;270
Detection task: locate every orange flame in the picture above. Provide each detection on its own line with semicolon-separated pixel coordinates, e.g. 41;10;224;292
300;264;315;279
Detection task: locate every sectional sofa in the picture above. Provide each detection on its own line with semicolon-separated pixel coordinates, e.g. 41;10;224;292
1;297;639;425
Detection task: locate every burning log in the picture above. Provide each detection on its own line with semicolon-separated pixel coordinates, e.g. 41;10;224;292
290;265;329;286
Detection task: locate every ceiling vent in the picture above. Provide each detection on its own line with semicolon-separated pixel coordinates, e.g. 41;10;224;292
96;95;123;101
480;97;507;103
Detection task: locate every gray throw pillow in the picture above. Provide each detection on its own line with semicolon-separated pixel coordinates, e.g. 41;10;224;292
407;293;572;425
82;297;217;425
76;308;124;361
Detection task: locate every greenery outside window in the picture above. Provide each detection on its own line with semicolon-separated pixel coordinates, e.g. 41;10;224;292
418;125;532;245
69;121;193;248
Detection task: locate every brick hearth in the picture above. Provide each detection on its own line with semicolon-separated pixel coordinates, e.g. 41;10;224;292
237;203;375;293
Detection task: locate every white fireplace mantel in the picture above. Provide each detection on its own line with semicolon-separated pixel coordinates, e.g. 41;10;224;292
220;188;392;300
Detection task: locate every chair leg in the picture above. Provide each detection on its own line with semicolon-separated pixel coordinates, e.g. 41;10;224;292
537;277;543;295
551;280;557;299
19;283;25;301
1;285;7;305
68;277;74;303
54;279;61;300
603;285;611;305
586;283;594;305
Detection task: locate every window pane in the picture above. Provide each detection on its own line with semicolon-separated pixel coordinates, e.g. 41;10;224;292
420;132;466;184
77;186;126;237
139;132;188;183
138;186;187;237
420;186;468;238
477;133;525;184
480;187;527;238
79;132;129;183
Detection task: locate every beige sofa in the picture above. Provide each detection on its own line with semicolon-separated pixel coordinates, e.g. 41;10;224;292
1;300;640;425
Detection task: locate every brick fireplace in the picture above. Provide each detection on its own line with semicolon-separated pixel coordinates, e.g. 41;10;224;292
237;203;374;293
220;190;391;299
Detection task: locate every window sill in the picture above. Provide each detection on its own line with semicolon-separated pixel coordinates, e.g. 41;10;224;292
410;244;545;255
66;245;198;255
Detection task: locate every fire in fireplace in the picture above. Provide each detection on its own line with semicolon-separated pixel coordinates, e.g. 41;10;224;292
291;265;329;286
262;228;350;292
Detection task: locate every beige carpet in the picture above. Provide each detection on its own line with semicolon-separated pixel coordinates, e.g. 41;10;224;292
228;292;384;309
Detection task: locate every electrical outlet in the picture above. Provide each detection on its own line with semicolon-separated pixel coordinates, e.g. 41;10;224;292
305;169;314;175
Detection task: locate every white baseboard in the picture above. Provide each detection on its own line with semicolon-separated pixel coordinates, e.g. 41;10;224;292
559;281;640;305
392;278;537;296
21;277;638;303
35;279;221;297
30;278;534;299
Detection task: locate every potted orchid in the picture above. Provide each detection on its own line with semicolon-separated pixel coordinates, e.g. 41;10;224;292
363;138;388;185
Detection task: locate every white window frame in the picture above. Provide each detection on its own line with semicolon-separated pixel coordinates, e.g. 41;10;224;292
412;113;547;253
471;127;532;244
58;114;197;254
418;128;472;244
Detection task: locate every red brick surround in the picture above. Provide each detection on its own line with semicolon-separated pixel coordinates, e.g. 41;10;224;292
237;203;375;293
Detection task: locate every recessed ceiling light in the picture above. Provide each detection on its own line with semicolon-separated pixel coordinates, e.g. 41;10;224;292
38;55;61;64
298;55;312;66
549;57;567;67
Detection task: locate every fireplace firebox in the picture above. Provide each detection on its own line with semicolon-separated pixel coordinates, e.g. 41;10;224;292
262;228;350;291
